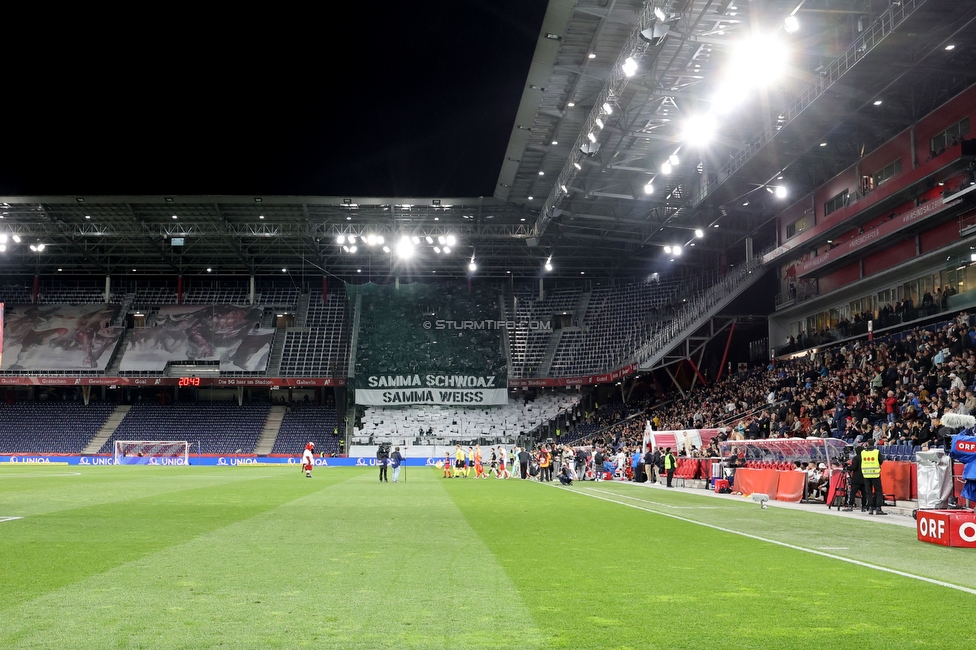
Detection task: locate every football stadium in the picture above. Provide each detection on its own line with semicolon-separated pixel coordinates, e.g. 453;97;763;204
4;0;976;647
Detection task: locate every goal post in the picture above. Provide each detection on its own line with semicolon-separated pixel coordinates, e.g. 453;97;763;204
114;440;191;466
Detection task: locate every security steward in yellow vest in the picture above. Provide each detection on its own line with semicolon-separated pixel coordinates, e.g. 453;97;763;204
856;439;887;515
663;447;677;488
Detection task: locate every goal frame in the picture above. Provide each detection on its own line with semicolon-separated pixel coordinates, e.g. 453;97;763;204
114;440;191;466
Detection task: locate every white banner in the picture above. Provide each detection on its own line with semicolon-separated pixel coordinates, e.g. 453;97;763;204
355;387;509;406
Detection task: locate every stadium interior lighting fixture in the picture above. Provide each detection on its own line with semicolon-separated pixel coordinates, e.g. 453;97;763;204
573;161;582;170
85;215;91;219
281;268;287;273
366;234;376;246
775;185;788;199
668;154;679;166
727;34;788;89
0;244;5;252
446;235;456;246
443;246;451;254
695;228;704;238
820;142;827;147
348;235;356;243
382;246;391;253
587;53;596;59
468;261;476;272
654;6;666;21
664;245;672;254
206;267;212;272
643;182;654;194
560;184;568;193
595;118;605;130
784;15;799;33
681;114;717;147
342;245;350;252
602;102;613;115
434;246;441;253
622;57;638;77
538;170;545;175
946;44;956;51
171;215;178;219
673;245;682;256
411;236;421;245
30;243;45;252
12;234;21;243
397;236;415;259
551;140;558;145
567;101;575;107
376;235;384;244
336;235;346;245
349;245;357;253
873;99;883;106
437;235;446;245
425;236;434;244
544;255;553;272
587;132;597;143
259;215;264;219
527;196;534;200
661;161;672;174
0;234;6;244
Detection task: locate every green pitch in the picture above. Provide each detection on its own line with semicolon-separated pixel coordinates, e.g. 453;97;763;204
1;465;975;649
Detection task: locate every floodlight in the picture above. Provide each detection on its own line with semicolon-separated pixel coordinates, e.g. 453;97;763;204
12;235;21;243
336;235;346;244
376;235;384;244
446;235;456;246
595;118;605;130
784;15;799;33
728;34;788;87
411;236;421;245
622;57;638;77
281;268;287;272
437;235;446;245
664;245;672;254
573;162;582;170
669;154;679;165
681;113;718;147
468;261;477;272
349;245;357;253
673;245;682;256
434;246;441;253
348;235;356;243
342;245;350;252
643;182;654;194
366;234;376;246
602;102;613;115
0;245;5;252
443;246;451;253
545;262;553;272
383;246;391;253
397;236;415;259
0;234;6;244
426;236;434;244
587;132;597;143
661;161;672;174
695;228;704;238
775;185;788;199
654;7;666;21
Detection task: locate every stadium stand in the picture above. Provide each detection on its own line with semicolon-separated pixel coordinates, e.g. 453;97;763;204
506;287;581;378
353;392;581;445
131;287;178;307
353;283;505;379
38;288;121;304
99;402;271;454
256;287;300;306
270;404;344;455
182;287;249;305
0;401;116;453
279;287;348;377
0;285;33;304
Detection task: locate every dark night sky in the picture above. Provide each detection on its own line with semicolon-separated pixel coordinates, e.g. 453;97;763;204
0;1;548;198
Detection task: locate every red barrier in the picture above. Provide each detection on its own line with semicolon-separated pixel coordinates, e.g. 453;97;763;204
917;510;976;547
775;471;806;502
881;461;910;501
733;468;779;496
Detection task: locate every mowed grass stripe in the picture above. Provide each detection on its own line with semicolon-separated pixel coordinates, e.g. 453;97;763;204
0;468;543;650
0;466;342;610
444;472;976;649
587;481;976;589
0;465;292;519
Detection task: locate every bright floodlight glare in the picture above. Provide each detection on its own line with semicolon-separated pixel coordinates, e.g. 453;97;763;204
382;246;391;253
602;102;613;115
349;245;357;253
348;235;356;243
784;15;799;33
342;245;349;252
622;57;638;77
434;246;441;253
669;154;679;165
437;235;446;245
468;261;477;272
654;6;666;21
37;244;45;252
661;161;672;174
664;245;672;254
411;236;421;245
0;245;5;252
643;182;654;194
673;245;682;256
775;185;788;199
587;132;597;143
681;113;718;147
544;262;553;272
336;235;345;245
0;234;6;244
595;118;604;130
366;234;376;246
695;228;704;238
573;162;582;170
443;246;451;253
397;236;415;259
728;34;788;87
12;234;21;243
446;235;456;246
377;235;385;244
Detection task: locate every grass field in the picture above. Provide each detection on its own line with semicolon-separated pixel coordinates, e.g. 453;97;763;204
1;465;975;649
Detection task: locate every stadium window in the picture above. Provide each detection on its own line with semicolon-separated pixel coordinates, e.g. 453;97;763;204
823;190;849;218
930;116;970;153
786;216;808;239
872;159;902;188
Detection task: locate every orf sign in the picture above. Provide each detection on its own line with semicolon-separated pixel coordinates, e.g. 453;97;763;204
917;510;976;548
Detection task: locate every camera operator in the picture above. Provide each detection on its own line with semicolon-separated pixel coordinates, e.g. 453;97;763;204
377;443;390;483
843;443;866;512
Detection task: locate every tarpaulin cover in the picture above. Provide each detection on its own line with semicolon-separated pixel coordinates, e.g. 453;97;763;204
733;468;779;497
774;470;806;502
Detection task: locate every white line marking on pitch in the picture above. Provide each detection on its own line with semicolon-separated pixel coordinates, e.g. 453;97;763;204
0;517;23;523
554;484;976;596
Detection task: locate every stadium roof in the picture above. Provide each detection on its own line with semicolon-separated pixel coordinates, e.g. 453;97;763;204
1;0;975;281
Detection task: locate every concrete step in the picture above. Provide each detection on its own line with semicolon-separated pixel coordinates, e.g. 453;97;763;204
83;405;131;455
254;405;287;455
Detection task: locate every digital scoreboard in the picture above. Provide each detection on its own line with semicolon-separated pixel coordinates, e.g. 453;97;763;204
177;377;201;387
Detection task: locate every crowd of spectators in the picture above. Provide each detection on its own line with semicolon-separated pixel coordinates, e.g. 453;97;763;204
569;310;976;458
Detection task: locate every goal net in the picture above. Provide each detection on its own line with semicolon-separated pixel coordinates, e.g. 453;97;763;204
114;440;191;466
